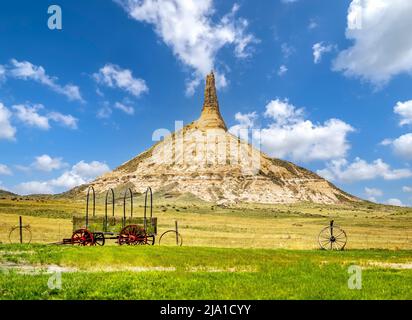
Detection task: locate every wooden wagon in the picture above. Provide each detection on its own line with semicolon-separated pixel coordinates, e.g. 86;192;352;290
64;186;157;246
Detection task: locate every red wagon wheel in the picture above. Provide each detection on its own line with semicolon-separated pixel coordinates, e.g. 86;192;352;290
118;225;143;245
71;229;94;246
138;234;155;246
118;225;154;245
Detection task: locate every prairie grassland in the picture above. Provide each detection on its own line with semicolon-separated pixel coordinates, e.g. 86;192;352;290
0;197;411;249
0;245;411;300
0;198;411;300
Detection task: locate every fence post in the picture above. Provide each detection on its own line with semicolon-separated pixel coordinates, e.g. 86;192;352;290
175;220;179;246
19;216;23;244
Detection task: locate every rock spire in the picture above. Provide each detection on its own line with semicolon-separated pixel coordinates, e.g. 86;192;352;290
197;71;227;131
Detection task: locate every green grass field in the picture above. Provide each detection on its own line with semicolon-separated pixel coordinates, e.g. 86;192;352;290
1;245;411;299
0;196;411;299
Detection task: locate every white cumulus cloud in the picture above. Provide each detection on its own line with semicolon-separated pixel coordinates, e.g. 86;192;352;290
6;59;83;102
364;187;383;197
71;161;110;180
317;158;412;183
13;104;50;130
386;198;404;207
97;102;113;119
47;112;78;129
115;0;256;94
114;102;135;115
382;133;412;160
394;100;412;126
49;171;87;190
229;111;257;141
93;64;148;97
333;0;412;86
0;102;16;140
263;99;304;125
14;160;110;195
0;164;12;176
312;42;334;64
403;186;412;193
32;155;67;172
308;19;318;30
12;104;78;130
277;65;288;76
17;181;55;195
229;99;354;162
0;65;5;82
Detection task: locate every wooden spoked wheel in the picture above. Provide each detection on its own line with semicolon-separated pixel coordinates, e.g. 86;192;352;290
93;232;105;246
71;229;94;246
118;225;154;245
318;222;347;251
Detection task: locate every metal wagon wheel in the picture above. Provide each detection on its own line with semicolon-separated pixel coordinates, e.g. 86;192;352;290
118;225;154;245
318;221;347;251
71;229;94;246
93;232;105;246
9;226;32;244
158;230;183;246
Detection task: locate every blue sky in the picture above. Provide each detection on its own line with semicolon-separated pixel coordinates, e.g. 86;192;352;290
0;0;411;206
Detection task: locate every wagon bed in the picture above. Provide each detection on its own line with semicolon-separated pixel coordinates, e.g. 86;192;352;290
72;216;157;236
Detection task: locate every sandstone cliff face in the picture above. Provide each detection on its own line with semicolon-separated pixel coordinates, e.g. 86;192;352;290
87;123;357;204
72;72;358;205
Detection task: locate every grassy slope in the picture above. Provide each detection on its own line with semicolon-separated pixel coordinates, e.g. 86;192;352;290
0;245;411;300
0;190;17;198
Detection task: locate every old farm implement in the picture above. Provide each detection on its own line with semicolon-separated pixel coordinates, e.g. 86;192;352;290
9;216;32;244
159;220;183;246
62;186;158;246
318;220;347;251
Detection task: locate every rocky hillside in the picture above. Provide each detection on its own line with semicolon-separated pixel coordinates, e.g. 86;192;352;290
67;72;359;205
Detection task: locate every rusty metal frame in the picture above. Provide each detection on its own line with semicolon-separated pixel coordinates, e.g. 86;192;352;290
123;188;133;227
85;186;96;229
144;187;153;232
104;188;115;232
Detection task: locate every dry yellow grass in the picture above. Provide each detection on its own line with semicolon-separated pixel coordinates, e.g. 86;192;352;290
0;197;411;249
